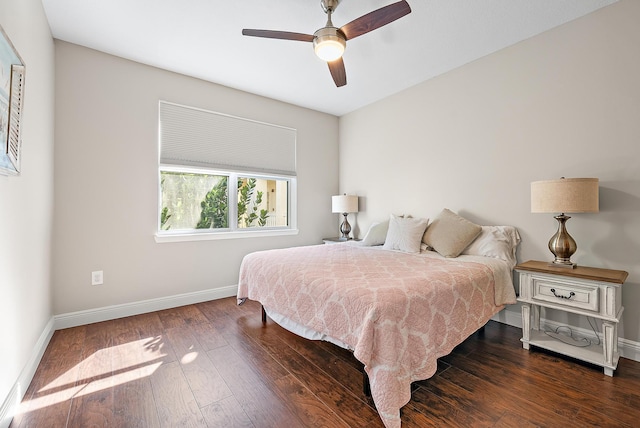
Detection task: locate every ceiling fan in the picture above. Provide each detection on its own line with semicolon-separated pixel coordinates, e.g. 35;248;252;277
242;0;412;87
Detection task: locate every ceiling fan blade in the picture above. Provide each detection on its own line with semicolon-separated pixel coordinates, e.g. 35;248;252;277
339;0;411;40
242;29;314;42
327;57;347;87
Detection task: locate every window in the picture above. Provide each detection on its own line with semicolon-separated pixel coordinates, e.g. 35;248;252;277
159;167;291;232
157;102;297;241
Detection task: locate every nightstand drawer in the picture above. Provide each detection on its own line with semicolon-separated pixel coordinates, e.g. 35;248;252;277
532;277;599;312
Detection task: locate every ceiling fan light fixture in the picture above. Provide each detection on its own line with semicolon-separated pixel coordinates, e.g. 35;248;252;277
242;0;412;86
313;28;346;62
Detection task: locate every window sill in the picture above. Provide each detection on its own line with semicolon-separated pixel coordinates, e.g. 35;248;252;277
154;228;299;243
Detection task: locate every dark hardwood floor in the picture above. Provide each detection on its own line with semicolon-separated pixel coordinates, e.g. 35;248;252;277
10;297;640;427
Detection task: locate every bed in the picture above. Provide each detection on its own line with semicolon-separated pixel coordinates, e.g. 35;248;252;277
237;211;519;428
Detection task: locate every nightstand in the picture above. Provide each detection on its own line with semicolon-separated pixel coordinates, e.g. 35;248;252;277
322;237;360;244
515;260;628;376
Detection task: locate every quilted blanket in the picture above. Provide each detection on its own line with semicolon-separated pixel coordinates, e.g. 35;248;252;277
237;244;516;427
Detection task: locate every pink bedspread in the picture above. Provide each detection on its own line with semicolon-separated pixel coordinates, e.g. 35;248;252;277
237;244;514;428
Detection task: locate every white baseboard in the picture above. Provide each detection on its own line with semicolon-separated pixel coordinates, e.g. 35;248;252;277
491;306;523;328
492;305;640;363
619;337;640;362
0;317;55;428
54;285;238;330
1;286;239;428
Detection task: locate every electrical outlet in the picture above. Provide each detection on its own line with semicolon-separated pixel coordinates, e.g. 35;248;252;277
91;270;104;286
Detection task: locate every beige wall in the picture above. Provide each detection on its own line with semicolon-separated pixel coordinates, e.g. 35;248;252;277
52;41;339;315
0;0;54;413
339;0;640;341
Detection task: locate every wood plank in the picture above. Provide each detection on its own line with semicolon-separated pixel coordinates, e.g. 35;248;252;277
399;403;443;428
120;312;179;364
189;320;228;351
266;321;369;401
11;326;89;427
163;326;232;408
121;311;167;338
111;323;161;428
611;356;640;407
66;321;117;427
272;374;351;428
410;389;496;427
200;396;255;428
411;378;498;427
11;358;84;428
442;353;582;418
148;361;207;428
112;377;160;428
194;299;232;322
41;326;87;366
435;364;592;426
233;317;384;427
446;332;640;426
207;345;305;427
493;411;541;428
217;320;291;383
156;305;209;329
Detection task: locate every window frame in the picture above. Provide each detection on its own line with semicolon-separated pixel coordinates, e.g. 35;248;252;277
155;164;298;243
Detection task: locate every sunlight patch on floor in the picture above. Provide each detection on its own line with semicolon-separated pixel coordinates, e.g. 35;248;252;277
16;337;168;415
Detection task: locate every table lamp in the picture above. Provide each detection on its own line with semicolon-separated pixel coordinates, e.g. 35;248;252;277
332;194;358;240
531;177;599;268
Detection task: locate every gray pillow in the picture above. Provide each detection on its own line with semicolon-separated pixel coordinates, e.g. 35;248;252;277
422;209;482;257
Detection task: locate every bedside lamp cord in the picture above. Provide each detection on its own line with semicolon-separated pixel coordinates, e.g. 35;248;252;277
544;317;601;348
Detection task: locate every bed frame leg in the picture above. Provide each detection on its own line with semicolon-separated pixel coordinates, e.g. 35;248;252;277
363;371;371;397
261;305;267;323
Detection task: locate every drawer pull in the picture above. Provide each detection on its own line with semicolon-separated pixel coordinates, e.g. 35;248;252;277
550;288;575;300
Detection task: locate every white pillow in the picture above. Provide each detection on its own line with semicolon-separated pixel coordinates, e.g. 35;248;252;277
462;225;521;268
383;215;429;253
362;221;389;246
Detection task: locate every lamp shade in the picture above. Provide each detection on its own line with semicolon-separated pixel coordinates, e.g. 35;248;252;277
531;178;599;213
332;194;358;213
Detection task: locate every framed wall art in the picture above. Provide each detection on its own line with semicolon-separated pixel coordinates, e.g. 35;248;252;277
0;24;25;176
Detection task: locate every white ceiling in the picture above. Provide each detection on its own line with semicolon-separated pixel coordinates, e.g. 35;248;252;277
42;0;617;116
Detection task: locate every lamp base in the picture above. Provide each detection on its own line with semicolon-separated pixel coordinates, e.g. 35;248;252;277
547;214;578;269
548;260;577;269
339;212;352;240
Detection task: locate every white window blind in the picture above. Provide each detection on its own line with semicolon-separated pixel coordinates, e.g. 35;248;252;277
7;64;25;173
159;101;296;176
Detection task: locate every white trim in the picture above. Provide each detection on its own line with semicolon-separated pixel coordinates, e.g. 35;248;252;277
54;285;238;330
0;318;55;428
619;337;640;362
155;228;299;243
491;305;523;328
